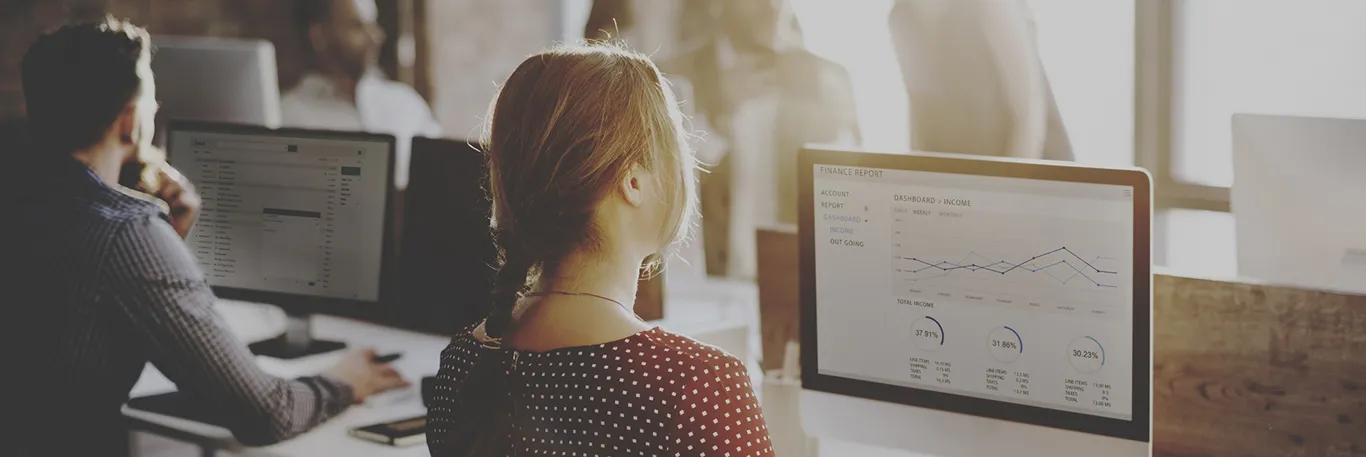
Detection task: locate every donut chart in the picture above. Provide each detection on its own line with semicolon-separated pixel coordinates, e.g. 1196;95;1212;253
1067;336;1105;373
911;316;945;351
987;326;1023;363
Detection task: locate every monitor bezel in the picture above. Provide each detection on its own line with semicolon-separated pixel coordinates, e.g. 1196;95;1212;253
165;119;399;320
798;146;1152;442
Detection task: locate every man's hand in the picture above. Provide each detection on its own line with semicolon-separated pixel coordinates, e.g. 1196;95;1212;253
325;349;411;404
152;164;201;238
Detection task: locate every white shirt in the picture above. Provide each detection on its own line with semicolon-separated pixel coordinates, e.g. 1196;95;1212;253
890;0;1070;160
281;71;442;188
711;37;855;279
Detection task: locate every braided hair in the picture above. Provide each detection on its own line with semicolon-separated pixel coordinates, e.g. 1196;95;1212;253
437;42;698;456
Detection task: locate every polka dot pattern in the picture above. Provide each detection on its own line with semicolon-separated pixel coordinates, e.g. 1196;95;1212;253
428;326;774;456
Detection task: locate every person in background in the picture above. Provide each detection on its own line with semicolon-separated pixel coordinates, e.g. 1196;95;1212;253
283;0;440;189
4;18;407;456
583;0;715;282
583;0;686;57
427;43;773;456
889;0;1073;161
584;0;632;42
664;0;860;279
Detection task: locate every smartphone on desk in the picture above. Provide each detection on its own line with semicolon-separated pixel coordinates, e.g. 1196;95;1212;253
350;415;427;447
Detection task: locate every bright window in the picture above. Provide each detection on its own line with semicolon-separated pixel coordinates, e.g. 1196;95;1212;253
1160;209;1238;278
1173;0;1366;187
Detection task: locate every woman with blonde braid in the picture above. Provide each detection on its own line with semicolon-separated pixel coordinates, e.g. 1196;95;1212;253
427;43;773;457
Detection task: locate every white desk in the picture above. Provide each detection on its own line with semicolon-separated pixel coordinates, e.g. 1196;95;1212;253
126;281;759;457
127;312;447;457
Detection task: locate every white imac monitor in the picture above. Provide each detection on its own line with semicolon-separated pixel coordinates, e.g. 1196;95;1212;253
166;121;395;359
798;148;1152;456
1232;114;1366;293
151;36;282;129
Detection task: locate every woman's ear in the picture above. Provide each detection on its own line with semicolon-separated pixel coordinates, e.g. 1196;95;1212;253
619;163;646;207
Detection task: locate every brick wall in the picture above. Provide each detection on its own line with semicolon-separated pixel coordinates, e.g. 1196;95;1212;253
0;0;79;120
0;0;306;121
2;0;565;142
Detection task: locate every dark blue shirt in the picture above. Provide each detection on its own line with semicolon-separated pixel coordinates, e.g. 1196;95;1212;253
3;159;352;455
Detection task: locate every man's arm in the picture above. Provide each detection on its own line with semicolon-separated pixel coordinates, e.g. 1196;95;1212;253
397;83;443;139
1023;2;1076;162
102;214;353;446
818;61;863;146
419;102;442;139
973;0;1049;159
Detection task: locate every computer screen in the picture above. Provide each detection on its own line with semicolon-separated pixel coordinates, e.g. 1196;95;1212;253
167;124;393;302
398;137;498;333
152;36;281;128
801;149;1151;443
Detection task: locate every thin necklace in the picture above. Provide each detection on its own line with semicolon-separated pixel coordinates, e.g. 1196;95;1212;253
524;290;642;321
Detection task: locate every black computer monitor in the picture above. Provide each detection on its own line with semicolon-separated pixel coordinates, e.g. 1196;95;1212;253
166;120;397;359
398;137;497;334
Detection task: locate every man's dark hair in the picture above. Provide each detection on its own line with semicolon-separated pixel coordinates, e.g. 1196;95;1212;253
297;0;334;29
21;16;150;155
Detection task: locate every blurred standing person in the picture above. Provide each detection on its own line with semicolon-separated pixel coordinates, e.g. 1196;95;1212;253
584;0;633;42
664;0;860;278
583;0;690;57
583;0;716;283
889;0;1073;160
282;0;441;189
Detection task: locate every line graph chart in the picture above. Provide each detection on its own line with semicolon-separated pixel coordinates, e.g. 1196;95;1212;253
890;205;1130;316
900;247;1119;288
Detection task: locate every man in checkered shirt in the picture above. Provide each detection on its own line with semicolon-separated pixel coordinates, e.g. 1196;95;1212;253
3;18;407;456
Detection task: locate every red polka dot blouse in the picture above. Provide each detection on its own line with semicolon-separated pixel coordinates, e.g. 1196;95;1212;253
427;326;774;456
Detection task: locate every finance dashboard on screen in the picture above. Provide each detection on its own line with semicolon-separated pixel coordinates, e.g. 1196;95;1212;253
811;163;1137;421
168;127;392;302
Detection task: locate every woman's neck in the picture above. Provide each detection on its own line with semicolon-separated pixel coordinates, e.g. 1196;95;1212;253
535;248;643;310
503;247;652;352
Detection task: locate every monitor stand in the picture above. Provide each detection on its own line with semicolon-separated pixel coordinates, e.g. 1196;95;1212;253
247;310;346;359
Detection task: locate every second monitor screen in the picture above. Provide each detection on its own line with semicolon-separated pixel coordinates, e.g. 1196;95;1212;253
812;164;1136;421
169;129;390;302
